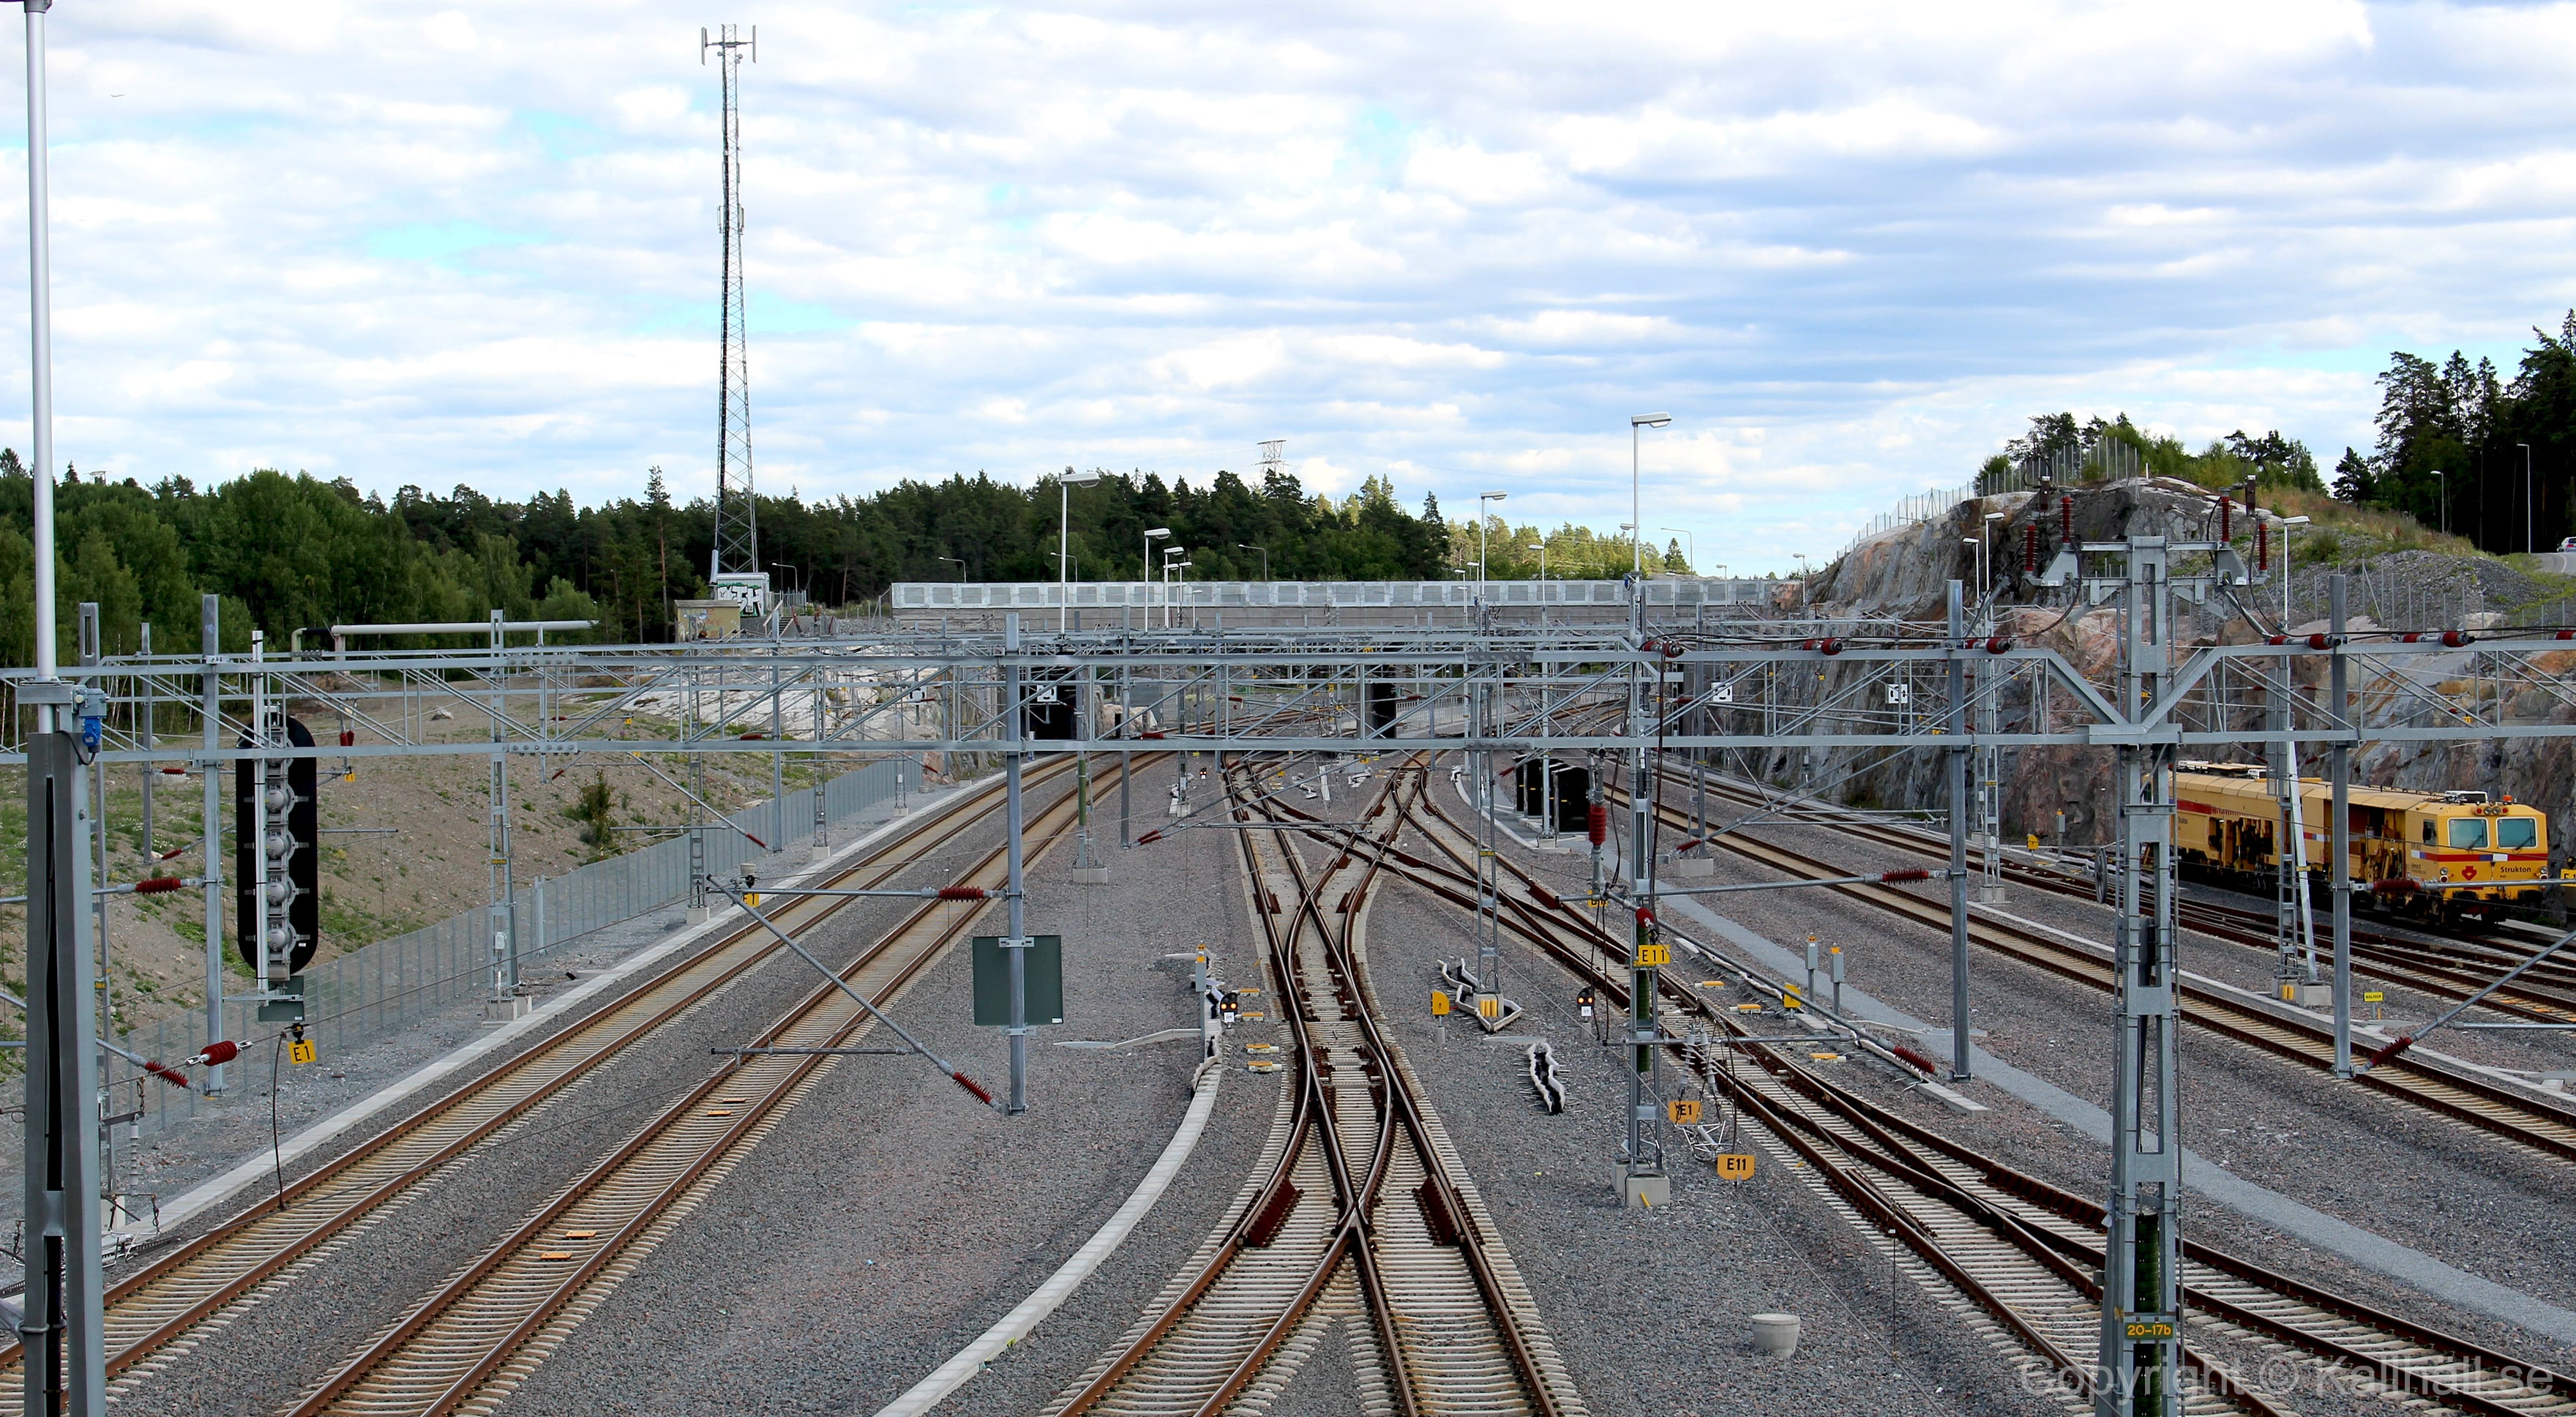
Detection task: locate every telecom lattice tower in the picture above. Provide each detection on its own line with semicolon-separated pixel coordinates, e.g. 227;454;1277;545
704;23;757;581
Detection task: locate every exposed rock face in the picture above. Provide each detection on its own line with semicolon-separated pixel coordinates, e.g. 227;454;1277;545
1786;479;2576;864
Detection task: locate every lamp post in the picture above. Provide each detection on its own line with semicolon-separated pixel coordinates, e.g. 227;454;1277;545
1236;542;1270;580
2430;469;2446;536
1142;526;1170;582
1660;526;1693;575
937;556;965;583
1630;413;1671;576
1059;468;1101;631
1161;546;1187;629
2523;444;2536;554
1478;490;1508;593
1526;541;1545;580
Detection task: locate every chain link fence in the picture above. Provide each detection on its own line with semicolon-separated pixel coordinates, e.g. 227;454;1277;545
104;757;910;1138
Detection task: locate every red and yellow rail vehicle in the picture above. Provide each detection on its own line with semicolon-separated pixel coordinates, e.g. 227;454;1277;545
2172;763;2551;923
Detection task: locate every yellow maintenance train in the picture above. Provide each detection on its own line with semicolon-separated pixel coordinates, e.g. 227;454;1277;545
2172;763;2552;922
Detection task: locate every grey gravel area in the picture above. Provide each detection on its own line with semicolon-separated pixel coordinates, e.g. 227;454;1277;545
4;789;928;1251
1357;867;2048;1417
495;760;1289;1417
1632;801;2576;1372
102;781;1063;1417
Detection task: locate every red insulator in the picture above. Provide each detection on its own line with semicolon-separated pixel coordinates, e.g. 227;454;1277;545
144;1059;192;1088
2023;522;2037;575
1890;1043;1939;1076
2059;493;2075;543
2256;522;2270;572
2307;633;2332;651
1633;905;1655;926
2401;632;2423;645
133;877;184;895
1639;638;1658;654
1587;803;1609;846
1139;730;1167;740
1818;638;1844;657
2558;629;2575;641
156;845;188;861
2442;629;2472;648
2370;878;2421;896
2362;1034;2415;1069
338;730;355;747
936;886;987;901
1798;638;1819;651
2266;635;2288;646
157;765;187;775
190;1039;241;1068
1137;829;1166;845
1984;636;2013;654
738;732;766;741
1879;867;1931;883
951;1071;996;1105
2217;495;2232;542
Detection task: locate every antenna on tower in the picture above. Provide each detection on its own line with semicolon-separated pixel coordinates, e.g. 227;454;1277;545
1258;439;1286;479
703;23;759;597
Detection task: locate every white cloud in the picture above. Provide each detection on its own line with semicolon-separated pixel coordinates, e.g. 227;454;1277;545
0;1;2558;575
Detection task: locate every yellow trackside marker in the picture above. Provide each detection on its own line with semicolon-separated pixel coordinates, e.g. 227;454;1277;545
1809;1052;1846;1063
704;1110;734;1118
1716;1154;1757;1181
1478;995;1502;1020
288;1040;315;1066
1668;1098;1704;1124
2362;990;2384;1003
563;1230;599;1239
1636;943;1671;968
1781;986;1802;1011
719;1098;749;1104
1431;990;1452;1017
1698;979;1725;988
1734;1002;1764;1013
747;893;760;908
2026;833;2040;851
539;1251;574;1261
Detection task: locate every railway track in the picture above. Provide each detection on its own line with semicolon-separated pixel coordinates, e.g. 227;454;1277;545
278;759;1114;1416
1614;774;2576;1167
1680;766;2576;1020
1330;760;2570;1417
0;756;1104;1414
1046;758;1579;1417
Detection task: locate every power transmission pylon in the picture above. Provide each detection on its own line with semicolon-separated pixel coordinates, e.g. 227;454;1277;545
703;23;757;582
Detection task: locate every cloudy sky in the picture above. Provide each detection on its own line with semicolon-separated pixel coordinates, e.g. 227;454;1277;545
6;0;2574;572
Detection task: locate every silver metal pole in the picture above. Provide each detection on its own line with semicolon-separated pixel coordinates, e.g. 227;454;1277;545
24;0;55;687
26;724;106;1417
1003;613;1030;1115
1947;581;1972;1081
200;596;225;1093
2331;575;2353;1075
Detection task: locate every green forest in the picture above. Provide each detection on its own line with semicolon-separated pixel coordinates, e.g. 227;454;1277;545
0;458;1455;660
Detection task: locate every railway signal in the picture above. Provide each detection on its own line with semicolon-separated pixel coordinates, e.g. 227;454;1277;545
235;713;319;1003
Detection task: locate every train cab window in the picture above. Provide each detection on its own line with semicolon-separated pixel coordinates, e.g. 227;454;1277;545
2448;818;2489;850
2499;818;2539;850
2422;818;2436;844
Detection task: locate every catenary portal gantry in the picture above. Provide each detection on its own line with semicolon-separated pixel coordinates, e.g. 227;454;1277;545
24;539;2576;1416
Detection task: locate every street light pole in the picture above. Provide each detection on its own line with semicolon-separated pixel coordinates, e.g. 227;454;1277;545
1630;413;1671;577
2431;469;2446;537
1236;542;1269;580
1660;526;1692;575
1478;490;1507;594
2524;444;2536;553
937;556;965;583
1059;469;1101;631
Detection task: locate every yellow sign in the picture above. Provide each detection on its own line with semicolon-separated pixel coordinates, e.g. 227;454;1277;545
2362;990;2384;1003
1715;1153;1757;1181
2123;1320;2177;1340
2027;833;2040;851
1635;943;1671;968
1668;1098;1703;1124
1478;995;1502;1020
1431;990;1451;1017
288;1039;316;1066
1781;986;1803;1011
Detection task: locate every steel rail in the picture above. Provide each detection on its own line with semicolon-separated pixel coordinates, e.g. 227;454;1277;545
1384;774;2558;1417
0;755;1089;1411
1615;779;2576;1165
279;766;1111;1417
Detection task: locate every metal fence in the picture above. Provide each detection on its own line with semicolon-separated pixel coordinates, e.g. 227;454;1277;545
104;757;909;1139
